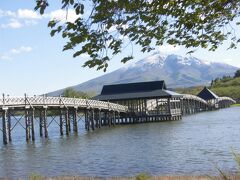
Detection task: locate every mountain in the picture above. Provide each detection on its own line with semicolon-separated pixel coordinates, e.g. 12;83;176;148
48;52;239;96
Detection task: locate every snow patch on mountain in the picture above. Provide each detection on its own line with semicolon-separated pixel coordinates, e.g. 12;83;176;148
47;52;238;96
122;52;213;70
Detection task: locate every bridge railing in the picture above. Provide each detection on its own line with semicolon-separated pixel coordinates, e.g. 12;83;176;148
0;96;128;112
182;94;208;104
217;97;236;103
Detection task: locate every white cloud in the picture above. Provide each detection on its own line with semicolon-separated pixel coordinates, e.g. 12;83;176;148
0;9;40;29
10;46;32;54
17;9;41;19
0;9;16;18
0;46;33;60
158;45;180;54
0;9;4;17
24;20;38;26
0;55;11;60
47;9;80;23
1;19;23;29
0;8;79;29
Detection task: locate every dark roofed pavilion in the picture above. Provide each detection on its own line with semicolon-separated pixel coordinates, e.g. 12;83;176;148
197;87;219;101
94;80;182;101
93;81;182;120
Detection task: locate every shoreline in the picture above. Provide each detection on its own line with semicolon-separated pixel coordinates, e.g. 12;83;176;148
8;174;240;180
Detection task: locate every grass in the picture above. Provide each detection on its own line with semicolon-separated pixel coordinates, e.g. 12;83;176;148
27;173;42;180
135;173;150;180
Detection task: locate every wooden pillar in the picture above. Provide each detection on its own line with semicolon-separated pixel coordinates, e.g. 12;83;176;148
2;110;9;144
25;110;30;141
39;110;43;137
108;112;111;127
59;109;63;136
85;110;88;130
73;108;78;133
43;108;48;138
68;110;71;132
113;111;116;126
102;112;106;126
65;109;69;135
98;110;102;128
168;98;171;116
31;109;35;141
91;110;95;131
84;110;88;130
95;110;99;128
117;112;120;124
7;111;12;142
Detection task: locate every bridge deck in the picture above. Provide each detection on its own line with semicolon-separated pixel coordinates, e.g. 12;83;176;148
0;94;236;145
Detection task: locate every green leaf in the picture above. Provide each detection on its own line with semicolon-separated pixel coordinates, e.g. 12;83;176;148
73;51;82;58
121;56;133;63
36;0;240;71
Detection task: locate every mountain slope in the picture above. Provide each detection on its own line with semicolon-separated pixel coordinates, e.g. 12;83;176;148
176;77;240;101
48;52;238;96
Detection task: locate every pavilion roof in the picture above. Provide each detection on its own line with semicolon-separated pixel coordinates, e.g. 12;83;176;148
93;81;182;101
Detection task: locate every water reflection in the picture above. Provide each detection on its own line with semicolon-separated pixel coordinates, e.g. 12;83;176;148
0;107;239;179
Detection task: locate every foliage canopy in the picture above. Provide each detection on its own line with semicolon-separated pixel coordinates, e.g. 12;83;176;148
35;0;240;71
63;87;94;98
234;69;240;78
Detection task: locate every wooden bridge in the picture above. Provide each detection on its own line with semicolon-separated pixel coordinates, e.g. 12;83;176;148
0;95;127;144
0;93;235;144
0;82;236;145
181;94;236;115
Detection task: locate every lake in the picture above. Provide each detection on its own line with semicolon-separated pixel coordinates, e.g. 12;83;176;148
0;107;239;179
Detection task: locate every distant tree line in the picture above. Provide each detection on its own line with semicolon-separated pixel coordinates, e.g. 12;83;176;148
211;69;240;87
62;88;95;99
177;69;240;101
235;69;240;78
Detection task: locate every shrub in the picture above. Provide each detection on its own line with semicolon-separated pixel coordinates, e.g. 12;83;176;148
135;173;150;180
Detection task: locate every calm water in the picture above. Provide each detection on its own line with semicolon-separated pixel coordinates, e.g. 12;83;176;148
0;107;240;179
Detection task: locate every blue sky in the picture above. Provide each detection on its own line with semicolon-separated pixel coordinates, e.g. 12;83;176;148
0;0;240;96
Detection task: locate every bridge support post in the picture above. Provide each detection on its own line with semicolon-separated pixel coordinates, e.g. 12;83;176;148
43;108;48;138
39;110;43;137
108;112;111;127
7;111;12;142
98;110;101;128
113;112;116;126
95;110;99;128
103;112;107;126
65;109;69;135
84;110;89;130
2;110;9;144
117;112;120;124
91;110;95;131
31;109;35;141
68;110;71;133
73;108;78;133
59;109;63;136
25;110;30;141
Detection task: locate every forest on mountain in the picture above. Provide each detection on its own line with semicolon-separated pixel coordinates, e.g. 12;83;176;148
176;70;240;101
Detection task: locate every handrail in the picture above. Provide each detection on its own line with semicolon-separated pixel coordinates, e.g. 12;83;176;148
182;94;236;105
0;96;128;112
182;94;208;104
